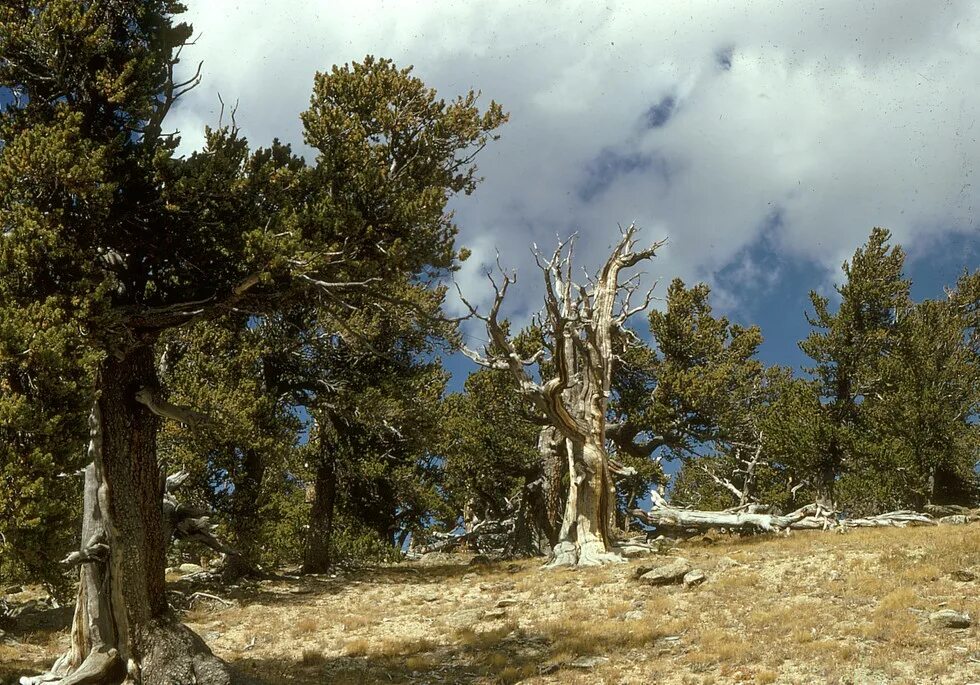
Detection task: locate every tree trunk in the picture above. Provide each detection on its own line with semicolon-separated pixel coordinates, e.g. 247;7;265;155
24;346;232;685
219;448;267;580
547;438;623;567
539;426;565;546
815;450;838;511
459;225;666;568
303;453;337;574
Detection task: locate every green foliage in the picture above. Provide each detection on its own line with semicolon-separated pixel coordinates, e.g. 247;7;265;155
0;0;505;585
860;273;980;507
157;316;301;568
301;56;507;279
795;228;979;513
798;228;910;503
646;278;765;457
440;367;541;523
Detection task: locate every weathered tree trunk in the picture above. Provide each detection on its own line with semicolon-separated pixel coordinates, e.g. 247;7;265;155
24;347;232;685
633;490;944;536
303;452;337;574
508;427;566;556
539;427;566;543
460;225;666;567
548;438;622;566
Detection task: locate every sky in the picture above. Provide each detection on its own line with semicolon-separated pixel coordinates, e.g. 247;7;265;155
170;0;980;387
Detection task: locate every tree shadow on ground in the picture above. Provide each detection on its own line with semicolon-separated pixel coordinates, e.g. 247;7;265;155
0;602;72;685
228;629;561;685
170;558;536;612
0;601;72;639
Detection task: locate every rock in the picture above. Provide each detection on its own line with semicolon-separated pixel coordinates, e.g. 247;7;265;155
715;556;742;571
482;608;507;620
928;609;972;629
622;609;644;621
423;594;439;602
178;563;204;574
289;587;312;595
637;557;692;586
683;569;707;587
496;598;518;607
415;552;462;567
950;569;977;582
445;608;483;628
569;656;610;669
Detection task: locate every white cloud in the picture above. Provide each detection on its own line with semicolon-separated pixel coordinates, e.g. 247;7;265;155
170;0;980;328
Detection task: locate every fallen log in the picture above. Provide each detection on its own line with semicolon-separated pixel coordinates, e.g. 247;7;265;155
632;491;949;537
632;491;820;534
413;516;515;556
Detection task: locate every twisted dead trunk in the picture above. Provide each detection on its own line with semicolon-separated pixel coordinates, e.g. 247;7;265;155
548;438;622;566
460;224;666;567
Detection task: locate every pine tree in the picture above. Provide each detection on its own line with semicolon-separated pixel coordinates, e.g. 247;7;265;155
1;3;505;680
294;285;452;572
609;278;769;510
799;228;910;508
863;271;980;508
156;315;301;578
441;365;547;553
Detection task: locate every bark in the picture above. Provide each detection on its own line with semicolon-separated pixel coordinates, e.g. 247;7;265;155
539;427;566;544
24;347;232;685
547;438;623;567
302;453;337;574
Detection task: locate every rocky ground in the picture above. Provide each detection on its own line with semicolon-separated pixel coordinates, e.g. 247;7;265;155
2;524;979;684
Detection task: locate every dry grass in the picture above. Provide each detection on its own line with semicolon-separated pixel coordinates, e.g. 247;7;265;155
5;523;978;685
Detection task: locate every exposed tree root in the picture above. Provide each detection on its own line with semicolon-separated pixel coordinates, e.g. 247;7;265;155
544;539;626;568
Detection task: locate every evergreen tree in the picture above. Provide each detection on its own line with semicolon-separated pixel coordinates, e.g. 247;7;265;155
440;366;546;551
609;278;768;510
0;2;505;679
799;227;910;507
862;271;980;508
156;315;300;577
273;283;454;572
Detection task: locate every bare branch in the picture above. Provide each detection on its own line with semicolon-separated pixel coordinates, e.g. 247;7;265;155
135;388;213;430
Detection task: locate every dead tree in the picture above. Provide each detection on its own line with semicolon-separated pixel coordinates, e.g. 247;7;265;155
632;489;950;537
462;224;666;567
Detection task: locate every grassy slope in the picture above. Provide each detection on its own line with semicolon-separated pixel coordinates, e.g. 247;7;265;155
4;524;979;685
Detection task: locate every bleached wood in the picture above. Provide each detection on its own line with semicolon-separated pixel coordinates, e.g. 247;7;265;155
633;490;947;537
461;224;666;567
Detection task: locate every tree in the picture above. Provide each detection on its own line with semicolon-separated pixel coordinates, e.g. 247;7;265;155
799;227;910;507
293;286;452;573
156;315;301;578
440;365;551;555
462;226;666;566
1;2;505;680
861;271;980;509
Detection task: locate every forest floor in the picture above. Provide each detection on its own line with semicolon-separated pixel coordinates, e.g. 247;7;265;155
2;523;979;685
